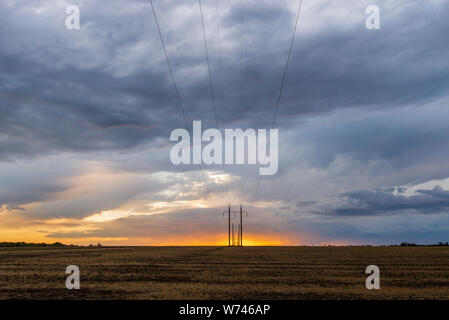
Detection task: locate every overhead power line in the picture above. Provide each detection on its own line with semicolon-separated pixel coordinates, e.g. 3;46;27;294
147;0;189;131
271;0;304;129
147;0;304;207
199;0;230;202
252;0;304;203
147;0;213;197
199;0;219;128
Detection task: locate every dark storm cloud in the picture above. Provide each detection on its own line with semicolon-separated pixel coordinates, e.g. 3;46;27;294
0;182;68;208
296;103;449;168
323;185;449;216
1;0;448;161
218;0;449;123
0;159;80;209
418;186;449;199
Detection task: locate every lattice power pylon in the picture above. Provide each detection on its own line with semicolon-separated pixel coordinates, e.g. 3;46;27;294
223;204;248;247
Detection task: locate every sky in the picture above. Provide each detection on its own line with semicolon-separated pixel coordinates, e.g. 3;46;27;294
1;0;449;245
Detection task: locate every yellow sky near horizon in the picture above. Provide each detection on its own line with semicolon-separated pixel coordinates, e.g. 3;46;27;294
0;203;303;246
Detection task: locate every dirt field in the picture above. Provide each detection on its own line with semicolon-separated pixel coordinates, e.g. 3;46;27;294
0;246;449;299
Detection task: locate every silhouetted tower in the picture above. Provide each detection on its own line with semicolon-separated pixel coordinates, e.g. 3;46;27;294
223;204;248;247
228;204;231;246
237;222;240;246
240;204;243;246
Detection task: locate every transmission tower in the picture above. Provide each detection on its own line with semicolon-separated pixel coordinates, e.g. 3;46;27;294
223;204;248;247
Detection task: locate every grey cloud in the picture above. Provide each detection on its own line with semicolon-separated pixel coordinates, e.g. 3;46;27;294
1;0;449;161
295;101;449;170
324;185;449;216
285;214;449;245
417;185;449;199
0;183;69;207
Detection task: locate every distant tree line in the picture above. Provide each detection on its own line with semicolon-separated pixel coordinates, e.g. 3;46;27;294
0;242;106;248
399;242;449;247
324;242;449;247
0;242;67;247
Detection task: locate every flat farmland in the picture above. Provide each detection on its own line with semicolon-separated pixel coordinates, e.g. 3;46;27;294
1;246;449;299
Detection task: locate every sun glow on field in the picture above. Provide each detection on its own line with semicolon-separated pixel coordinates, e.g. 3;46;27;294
142;237;288;247
240;238;286;246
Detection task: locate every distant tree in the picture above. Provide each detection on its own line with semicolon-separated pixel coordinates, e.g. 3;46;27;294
400;242;417;246
0;242;67;247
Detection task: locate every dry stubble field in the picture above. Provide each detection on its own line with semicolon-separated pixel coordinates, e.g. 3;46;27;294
0;246;449;299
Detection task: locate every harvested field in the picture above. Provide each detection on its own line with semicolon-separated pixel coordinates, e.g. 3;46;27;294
0;246;449;299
